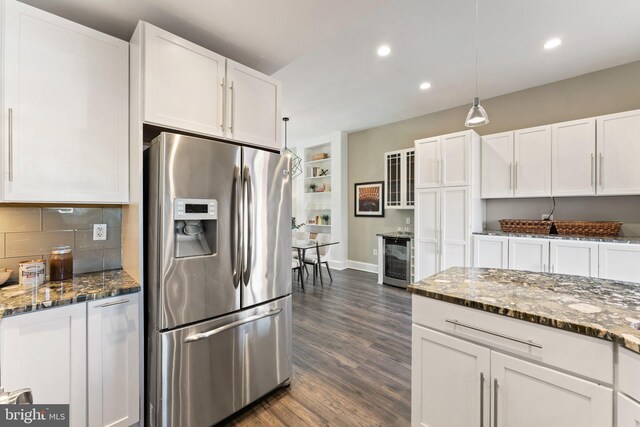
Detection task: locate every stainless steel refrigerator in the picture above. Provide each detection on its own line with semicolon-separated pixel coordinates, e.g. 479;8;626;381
144;132;292;427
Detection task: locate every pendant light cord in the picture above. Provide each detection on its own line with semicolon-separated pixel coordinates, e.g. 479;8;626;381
475;0;479;98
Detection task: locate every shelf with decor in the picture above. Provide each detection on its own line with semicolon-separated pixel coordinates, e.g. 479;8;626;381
304;175;332;180
305;158;331;166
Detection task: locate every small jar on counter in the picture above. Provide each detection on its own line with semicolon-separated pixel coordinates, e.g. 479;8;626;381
50;246;73;281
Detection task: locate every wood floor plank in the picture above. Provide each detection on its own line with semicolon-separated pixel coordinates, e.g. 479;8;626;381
220;268;411;427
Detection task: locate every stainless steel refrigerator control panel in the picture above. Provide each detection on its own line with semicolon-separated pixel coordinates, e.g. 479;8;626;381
174;198;217;220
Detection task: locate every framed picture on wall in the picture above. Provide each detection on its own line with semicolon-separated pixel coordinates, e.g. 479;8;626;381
354;181;385;217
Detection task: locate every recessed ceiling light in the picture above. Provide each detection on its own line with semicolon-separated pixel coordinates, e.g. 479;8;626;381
544;38;562;50
377;45;391;57
419;82;432;90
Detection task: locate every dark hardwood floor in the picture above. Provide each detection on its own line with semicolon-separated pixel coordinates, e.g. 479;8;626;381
221;268;412;427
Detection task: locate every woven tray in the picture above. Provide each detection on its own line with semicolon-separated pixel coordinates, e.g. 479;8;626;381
499;219;553;235
553;221;622;237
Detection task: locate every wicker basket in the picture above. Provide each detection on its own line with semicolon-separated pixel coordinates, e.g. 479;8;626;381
499;219;553;235
311;153;329;161
553;220;622;237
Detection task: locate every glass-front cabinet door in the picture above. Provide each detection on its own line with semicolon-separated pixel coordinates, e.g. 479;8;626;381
384;149;415;209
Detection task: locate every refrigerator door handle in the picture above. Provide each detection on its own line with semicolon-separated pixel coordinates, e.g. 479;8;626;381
183;308;282;343
232;165;242;288
242;165;253;285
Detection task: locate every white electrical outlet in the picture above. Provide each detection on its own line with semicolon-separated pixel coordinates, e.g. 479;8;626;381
373;248;378;256
542;214;554;220
93;224;107;241
406;217;411;225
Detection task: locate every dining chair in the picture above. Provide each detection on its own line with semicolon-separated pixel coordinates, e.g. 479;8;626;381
292;257;303;290
304;233;333;286
292;231;310;259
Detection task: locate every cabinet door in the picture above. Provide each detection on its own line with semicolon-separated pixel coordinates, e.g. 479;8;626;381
481;132;514;198
143;22;226;138
412;325;490;427
0;304;87;427
226;60;282;150
508;238;550;272
3;0;128;203
415;188;440;280
88;294;140;427
384;150;403;209
473;235;509;268
514;126;552;197
441;186;470;270
597;109;640;195
441;131;470;187
552;118;596;196
549;240;598;277
405;149;415;208
599;243;640;283
491;352;612;427
415;137;440;188
618;393;640;427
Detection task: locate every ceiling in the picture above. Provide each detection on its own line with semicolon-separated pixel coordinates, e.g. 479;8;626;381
20;0;640;141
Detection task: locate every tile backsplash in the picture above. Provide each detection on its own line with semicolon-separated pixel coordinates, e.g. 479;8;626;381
0;207;121;283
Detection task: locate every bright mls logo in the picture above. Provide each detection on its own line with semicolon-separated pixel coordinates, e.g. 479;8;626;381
0;405;69;426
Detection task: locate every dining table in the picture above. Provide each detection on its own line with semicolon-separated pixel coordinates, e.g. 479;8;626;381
292;238;340;291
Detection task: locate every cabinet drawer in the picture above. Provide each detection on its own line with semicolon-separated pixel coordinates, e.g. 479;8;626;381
412;296;613;384
619;347;640;403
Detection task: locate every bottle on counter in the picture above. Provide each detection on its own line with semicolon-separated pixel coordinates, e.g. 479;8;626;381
50;246;73;281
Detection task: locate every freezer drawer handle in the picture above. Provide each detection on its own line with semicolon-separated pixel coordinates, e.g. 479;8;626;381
445;319;543;349
184;308;282;343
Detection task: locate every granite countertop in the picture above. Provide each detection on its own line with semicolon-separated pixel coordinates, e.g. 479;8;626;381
408;267;640;354
475;230;640;244
0;269;140;318
376;232;414;239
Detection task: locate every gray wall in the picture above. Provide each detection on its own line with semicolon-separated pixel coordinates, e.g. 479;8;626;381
348;60;640;264
0;206;122;283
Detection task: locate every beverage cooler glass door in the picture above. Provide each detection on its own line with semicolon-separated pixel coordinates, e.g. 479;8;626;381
153;133;242;330
242;147;292;308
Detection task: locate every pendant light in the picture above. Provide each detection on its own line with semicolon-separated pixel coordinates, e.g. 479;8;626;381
281;117;303;179
465;0;489;128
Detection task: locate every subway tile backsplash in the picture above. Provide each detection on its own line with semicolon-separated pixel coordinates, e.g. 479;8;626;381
0;207;121;283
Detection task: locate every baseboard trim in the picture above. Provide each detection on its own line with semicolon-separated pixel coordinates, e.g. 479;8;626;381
346;260;378;273
328;260;348;270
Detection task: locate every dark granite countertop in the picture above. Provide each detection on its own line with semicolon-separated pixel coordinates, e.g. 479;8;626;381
0;269;140;318
376;232;414;239
475;230;640;244
408;267;640;354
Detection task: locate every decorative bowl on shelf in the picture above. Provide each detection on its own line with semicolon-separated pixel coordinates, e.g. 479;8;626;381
0;268;15;286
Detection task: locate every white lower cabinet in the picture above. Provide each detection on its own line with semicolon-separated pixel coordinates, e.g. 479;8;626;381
618;393;640;426
473;235;509;268
0;304;87;427
508;237;550;272
492;352;612;427
412;325;490;427
88;294;140;427
599;243;640;283
550;240;599;277
0;296;140;427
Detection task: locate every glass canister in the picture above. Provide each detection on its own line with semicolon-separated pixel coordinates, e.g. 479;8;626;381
50;246;73;281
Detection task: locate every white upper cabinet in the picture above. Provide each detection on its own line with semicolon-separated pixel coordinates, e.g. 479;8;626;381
384;149;415;209
226;60;282;150
142;22;226;138
139;22;282;150
552;118;596;196
481;132;514;198
441;131;470;186
514;125;552;197
415;136;440;188
2;0;129;203
596;109;640;195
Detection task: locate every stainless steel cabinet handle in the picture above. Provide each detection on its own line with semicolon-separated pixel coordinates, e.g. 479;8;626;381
229;81;235;134
599;153;603;187
480;372;485;427
508;162;512;190
99;299;129;308
8;108;13;182
445;319;543;349
514;161;518;190
590;153;595;188
493;378;498;427
184;308;282;343
232;166;242;288
242;166;253;285
440;158;444;184
220;77;225;131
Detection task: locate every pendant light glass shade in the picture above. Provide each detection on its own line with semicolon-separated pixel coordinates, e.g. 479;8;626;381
281;117;303;179
465;96;490;127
